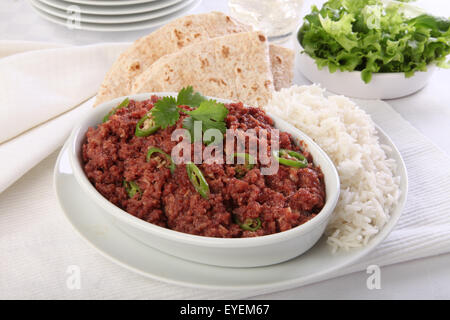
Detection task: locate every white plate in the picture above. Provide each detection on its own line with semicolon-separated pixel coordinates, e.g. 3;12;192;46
61;0;160;6
32;0;196;24
30;0;200;31
54;124;407;290
38;0;185;15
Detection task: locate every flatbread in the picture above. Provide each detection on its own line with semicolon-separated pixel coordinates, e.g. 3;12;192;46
269;45;294;91
131;32;274;107
94;12;249;106
94;11;294;107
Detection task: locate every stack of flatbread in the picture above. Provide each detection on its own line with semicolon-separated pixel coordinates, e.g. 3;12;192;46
94;11;294;108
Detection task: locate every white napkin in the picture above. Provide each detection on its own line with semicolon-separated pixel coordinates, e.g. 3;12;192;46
0;41;128;193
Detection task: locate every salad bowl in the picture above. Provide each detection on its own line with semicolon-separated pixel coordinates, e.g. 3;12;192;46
295;43;436;99
294;0;448;99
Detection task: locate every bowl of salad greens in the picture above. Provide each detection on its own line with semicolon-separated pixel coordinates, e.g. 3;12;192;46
296;0;450;99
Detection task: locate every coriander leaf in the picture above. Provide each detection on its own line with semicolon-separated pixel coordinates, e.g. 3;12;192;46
182;100;228;145
151;96;179;129
176;86;207;107
184;100;228;132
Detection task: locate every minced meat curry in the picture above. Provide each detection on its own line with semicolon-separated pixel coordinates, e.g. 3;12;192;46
82;93;326;238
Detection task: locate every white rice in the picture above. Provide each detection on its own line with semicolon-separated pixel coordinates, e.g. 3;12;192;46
265;85;401;252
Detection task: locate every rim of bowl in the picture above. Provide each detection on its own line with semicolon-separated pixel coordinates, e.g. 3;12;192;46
68;93;340;248
293;25;436;77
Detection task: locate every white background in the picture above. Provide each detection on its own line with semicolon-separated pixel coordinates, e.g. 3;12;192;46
0;0;449;299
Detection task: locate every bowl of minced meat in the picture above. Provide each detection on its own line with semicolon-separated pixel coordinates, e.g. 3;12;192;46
67;91;340;267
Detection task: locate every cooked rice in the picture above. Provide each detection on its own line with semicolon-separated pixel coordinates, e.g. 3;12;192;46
265;85;401;252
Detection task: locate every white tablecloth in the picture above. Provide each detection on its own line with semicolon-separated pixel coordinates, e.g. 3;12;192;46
1;0;450;299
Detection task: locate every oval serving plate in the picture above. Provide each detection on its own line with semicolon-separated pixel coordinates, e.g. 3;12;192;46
53;98;407;291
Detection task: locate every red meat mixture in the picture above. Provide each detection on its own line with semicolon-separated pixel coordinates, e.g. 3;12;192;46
82;97;326;238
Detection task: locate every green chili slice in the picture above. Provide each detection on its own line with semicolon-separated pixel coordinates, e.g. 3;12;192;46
123;180;142;199
186;162;209;199
232;153;255;178
135;112;160;137
233;215;262;232
273;149;308;168
233;153;255;169
103;98;129;123
146;147;175;174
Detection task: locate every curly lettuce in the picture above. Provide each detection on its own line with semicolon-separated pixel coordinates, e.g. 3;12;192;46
298;0;450;83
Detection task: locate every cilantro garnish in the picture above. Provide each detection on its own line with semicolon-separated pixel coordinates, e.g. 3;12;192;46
151;96;179;129
182;100;228;144
176;86;207;107
150;87;228;144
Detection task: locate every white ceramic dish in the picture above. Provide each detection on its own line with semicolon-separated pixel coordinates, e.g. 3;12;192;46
54;119;407;290
30;0;200;31
32;0;196;24
293;29;436;100
67;93;340;268
38;0;185;15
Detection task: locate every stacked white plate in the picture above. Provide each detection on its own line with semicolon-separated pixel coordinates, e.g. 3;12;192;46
29;0;201;32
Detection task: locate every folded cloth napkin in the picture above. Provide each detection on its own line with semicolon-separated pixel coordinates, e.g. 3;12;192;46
0;41;128;193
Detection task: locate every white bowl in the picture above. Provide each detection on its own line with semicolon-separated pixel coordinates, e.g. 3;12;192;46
67;93;340;267
294;31;436;99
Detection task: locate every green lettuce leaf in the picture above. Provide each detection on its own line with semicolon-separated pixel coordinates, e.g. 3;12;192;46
298;0;450;83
